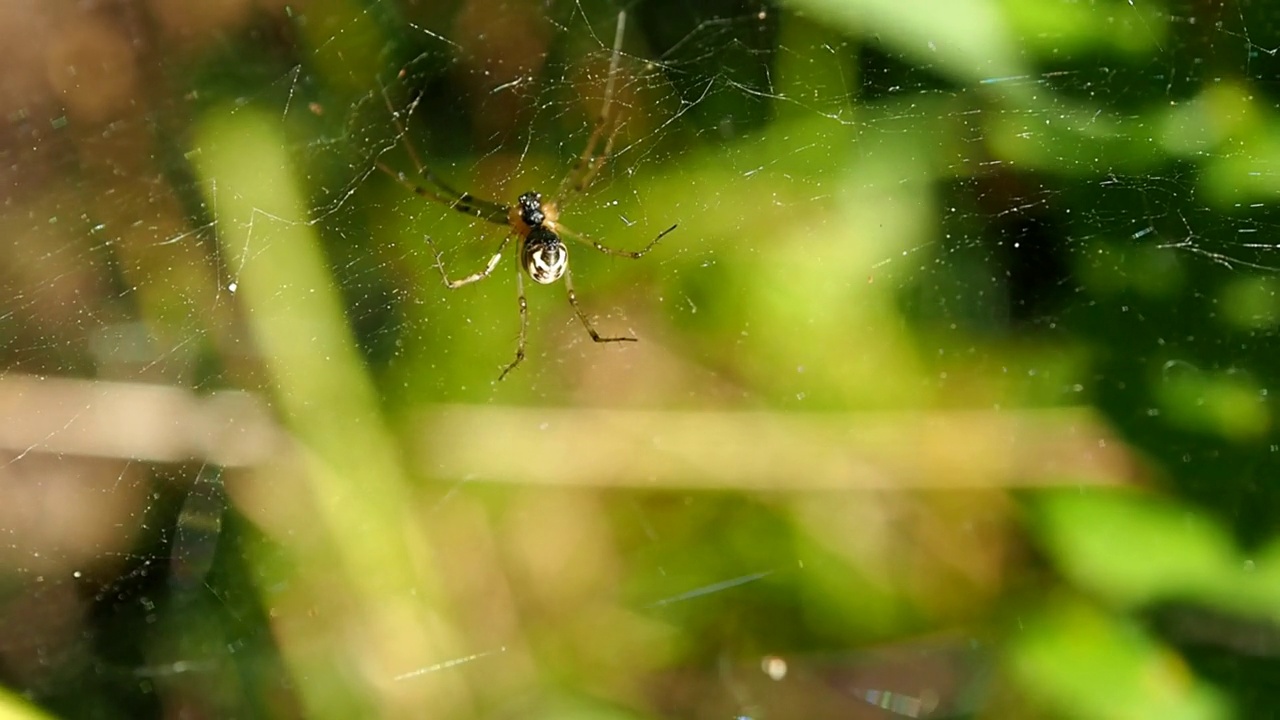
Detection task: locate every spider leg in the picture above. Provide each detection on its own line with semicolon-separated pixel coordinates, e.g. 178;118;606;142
558;222;677;259
426;234;514;288
570;121;625;198
555;11;628;203
563;266;635;343
379;162;511;225
498;264;529;381
375;78;511;226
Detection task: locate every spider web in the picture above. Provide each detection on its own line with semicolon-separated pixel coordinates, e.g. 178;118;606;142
3;0;1280;718
307;2;792;392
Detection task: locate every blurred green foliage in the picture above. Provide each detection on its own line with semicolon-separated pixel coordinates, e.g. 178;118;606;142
9;0;1280;719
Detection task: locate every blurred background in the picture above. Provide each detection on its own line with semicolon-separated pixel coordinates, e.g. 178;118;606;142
2;0;1279;718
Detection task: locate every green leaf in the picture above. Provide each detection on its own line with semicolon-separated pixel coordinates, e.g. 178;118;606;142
1034;490;1238;606
1010;601;1229;720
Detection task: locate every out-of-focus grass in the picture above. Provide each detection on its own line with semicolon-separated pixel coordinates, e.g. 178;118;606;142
0;688;54;720
191;109;466;718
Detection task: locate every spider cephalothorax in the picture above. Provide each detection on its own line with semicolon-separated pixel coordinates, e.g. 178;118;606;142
516;191;547;229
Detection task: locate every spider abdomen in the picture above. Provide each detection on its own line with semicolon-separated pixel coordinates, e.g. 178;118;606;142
522;227;567;284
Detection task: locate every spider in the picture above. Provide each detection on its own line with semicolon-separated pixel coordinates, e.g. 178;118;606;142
376;11;676;381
